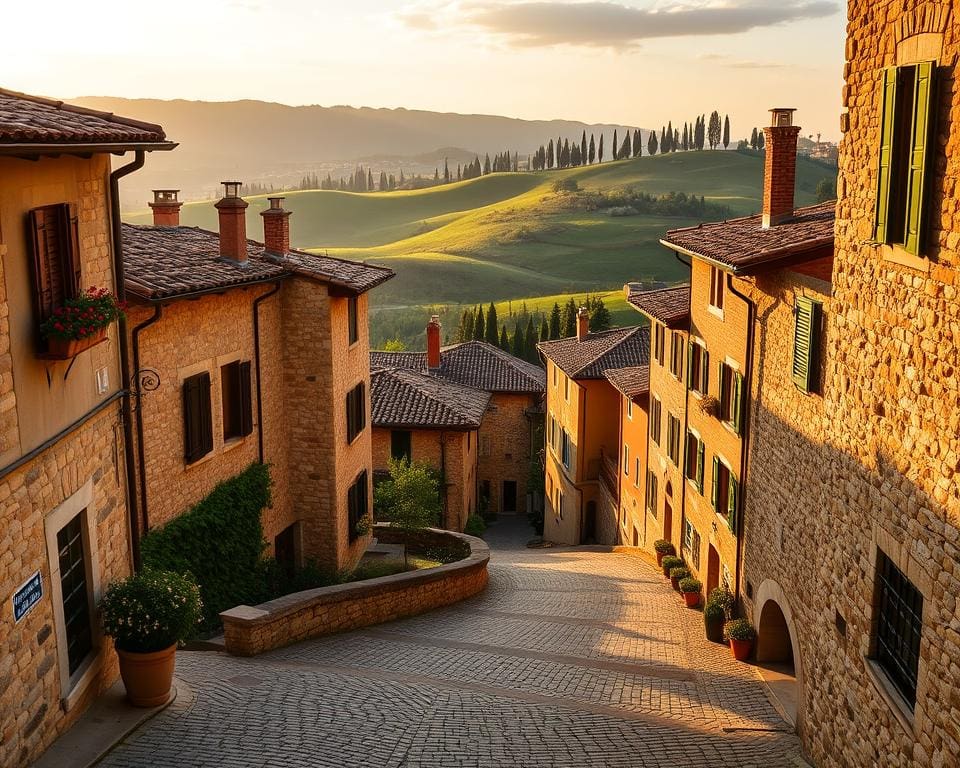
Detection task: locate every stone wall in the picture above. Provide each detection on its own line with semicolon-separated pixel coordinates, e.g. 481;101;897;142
477;392;537;515
220;528;489;656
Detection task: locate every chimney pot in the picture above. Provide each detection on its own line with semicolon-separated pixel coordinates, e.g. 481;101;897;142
149;189;182;227
577;307;590;342
215;181;249;264
762;108;801;229
261;196;291;256
426;315;442;369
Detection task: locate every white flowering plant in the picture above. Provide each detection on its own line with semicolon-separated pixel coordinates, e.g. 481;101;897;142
101;568;202;653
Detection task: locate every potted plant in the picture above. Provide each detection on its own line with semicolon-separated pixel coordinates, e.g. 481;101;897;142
653;539;675;567
679;577;702;608
101;568;201;706
708;586;735;616
703;600;726;642
725;618;756;661
39;286;125;359
661;555;683;579
698;395;721;417
669;566;690;591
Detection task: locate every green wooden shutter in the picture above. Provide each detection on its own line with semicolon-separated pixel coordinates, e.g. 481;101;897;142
696;439;705;492
727;476;739;534
701;350;710;394
904;61;937;256
239;361;253;437
711;456;720;511
792;297;821;392
874;67;898;243
732;372;744;434
686;343;695;388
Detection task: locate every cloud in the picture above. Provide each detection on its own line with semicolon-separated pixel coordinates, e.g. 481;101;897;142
401;1;839;49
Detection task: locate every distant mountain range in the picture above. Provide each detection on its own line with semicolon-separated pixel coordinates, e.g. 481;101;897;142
70;97;642;208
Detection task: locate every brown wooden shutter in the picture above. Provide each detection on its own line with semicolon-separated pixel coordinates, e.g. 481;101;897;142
239;361;253;437
183;372;213;463
66;203;81;297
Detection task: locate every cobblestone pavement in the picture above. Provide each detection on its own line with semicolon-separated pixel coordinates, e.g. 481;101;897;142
99;519;808;767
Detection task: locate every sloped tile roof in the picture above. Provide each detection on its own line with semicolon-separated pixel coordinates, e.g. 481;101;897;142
603;366;650;399
370;341;545;394
537;326;649;380
371;367;491;429
122;224;393;299
661;201;835;273
627;285;690;327
0;88;169;146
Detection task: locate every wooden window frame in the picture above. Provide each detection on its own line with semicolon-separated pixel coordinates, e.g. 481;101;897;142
347;471;368;543
346;382;366;444
221;360;253;442
27;203;81;338
687;340;709;396
347;296;359;346
183;371;214;464
708;265;725;313
390;429;412;462
650;396;662;446
669;333;685;379
684;430;705;493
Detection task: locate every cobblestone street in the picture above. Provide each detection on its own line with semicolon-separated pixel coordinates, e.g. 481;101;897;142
98;519;807;767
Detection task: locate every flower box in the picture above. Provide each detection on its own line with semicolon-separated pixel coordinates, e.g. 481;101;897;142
41;327;107;360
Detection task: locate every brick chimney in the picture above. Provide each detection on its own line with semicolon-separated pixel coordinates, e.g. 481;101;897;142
149;189;181;226
260;197;291;257
427;315;442;370
762;108;801;229
577;306;590;342
214;181;248;264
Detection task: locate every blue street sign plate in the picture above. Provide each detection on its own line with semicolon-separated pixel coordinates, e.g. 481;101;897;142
13;571;42;623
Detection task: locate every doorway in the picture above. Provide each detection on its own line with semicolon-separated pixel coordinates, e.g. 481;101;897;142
706;545;720;597
663;500;673;546
756;599;799;727
583;501;597;543
502;480;517;514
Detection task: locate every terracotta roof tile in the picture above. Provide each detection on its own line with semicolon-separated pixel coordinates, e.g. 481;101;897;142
537;326;649;380
122;224;393;299
371;341;544;394
0;89;169;146
627;285;690;327
603;366;650;399
661;201;835;273
371;367;491;429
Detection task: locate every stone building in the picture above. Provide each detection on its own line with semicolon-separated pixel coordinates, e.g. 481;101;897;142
371;317;544;518
0;90;174;765
369;366;488;531
122;188;393;572
537;311;649;545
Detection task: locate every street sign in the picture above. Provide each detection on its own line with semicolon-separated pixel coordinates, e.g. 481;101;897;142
13;571;42;623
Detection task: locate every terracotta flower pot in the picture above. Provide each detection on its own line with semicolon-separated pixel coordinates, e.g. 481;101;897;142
705;618;725;643
116;644;177;707
683;591;700;608
730;638;753;661
45;328;106;359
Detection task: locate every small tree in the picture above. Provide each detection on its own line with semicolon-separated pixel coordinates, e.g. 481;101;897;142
383;338;406;352
375;458;442;563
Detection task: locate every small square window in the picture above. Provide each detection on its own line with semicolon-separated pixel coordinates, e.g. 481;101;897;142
709;266;724;311
347;296;359;345
872;550;923;708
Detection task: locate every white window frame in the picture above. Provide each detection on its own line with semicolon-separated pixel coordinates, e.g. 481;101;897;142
708;265;725;317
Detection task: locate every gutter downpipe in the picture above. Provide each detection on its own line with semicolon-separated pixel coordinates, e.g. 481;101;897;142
726;273;756;612
110;150;145;570
131;304;162;538
673;251;692;559
253;281;283;463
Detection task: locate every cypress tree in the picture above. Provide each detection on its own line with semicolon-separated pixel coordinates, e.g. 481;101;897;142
757;130;765;150
524;317;537;362
547;139;555;169
598;134;604;163
723;115;730;149
549;303;561;340
581;130;587;166
648;130;658;156
460;308;474;342
511;320;524;358
588;296;612;332
562;298;578;338
485;302;499;345
474;305;485;341
500;325;509;350
539;316;549;343
620;131;631;160
588;134;596;164
612;129;618;160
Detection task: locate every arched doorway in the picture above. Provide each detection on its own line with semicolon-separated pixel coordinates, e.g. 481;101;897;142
754;582;802;731
706;545;720;597
583;501;597;543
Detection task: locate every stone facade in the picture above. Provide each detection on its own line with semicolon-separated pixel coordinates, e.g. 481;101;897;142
477;392;539;516
0;154;133;765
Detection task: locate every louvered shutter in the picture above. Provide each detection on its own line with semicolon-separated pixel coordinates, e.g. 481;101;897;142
727;476;739;534
66;203;81;297
686;343;695;388
874;67;898;243
696;440;705;492
711;456;720;511
904;61;937;256
239;361;254;437
183;372;213;463
792;297;821;392
701;349;710;394
732;372;744;434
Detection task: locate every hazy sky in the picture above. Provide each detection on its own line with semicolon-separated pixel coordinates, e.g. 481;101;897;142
7;0;845;139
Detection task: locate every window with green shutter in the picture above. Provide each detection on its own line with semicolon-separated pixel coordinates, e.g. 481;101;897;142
792;297;822;393
727;476;740;535
684;431;705;493
732;372;744;435
874;62;938;256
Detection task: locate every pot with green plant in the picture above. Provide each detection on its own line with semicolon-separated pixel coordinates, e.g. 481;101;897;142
703;600;726;642
679;577;702;608
669;566;690;591
40;287;125;359
653;539;675;567
101;568;202;706
708;586;735;618
724;618;756;661
661;555;683;578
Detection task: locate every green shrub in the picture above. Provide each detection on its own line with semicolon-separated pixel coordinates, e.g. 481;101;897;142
101;569;202;653
464;514;487;537
707;586;735;617
679;577;702;594
414;541;470;564
141;463;272;633
347;560;411;581
703;601;726;623
375;458;441;535
724;618;756;642
662;555;684;571
669;566;690;581
654;540;676;556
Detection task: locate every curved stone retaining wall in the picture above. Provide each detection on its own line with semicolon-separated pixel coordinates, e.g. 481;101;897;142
220;528;489;656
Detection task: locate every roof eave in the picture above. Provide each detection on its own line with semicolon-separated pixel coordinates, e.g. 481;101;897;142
0;140;178;157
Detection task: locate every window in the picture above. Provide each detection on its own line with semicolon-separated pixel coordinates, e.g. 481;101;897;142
221;361;253;441
391;430;411;461
183;372;213;463
347;296;359;345
653;323;665;366
274;523;300;574
564;375;570;402
347;471;368;542
718;362;744;433
623;444;630;476
645;470;658;515
553;365;558;387
722;564;732;590
688;341;709;395
650;396;662;446
480;434;492;458
873;550;923;707
27;203;80;329
684;431;705;492
669;333;685;379
561;429;570;469
634;457;641;488
683;519;694;552
874;62;937;256
711;457;740;534
556;489;564;520
627;399;633;420
691;528;702;570
346;382;366;443
57;514;93;677
709;266;725;311
666;413;681;465
792;297;823;393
